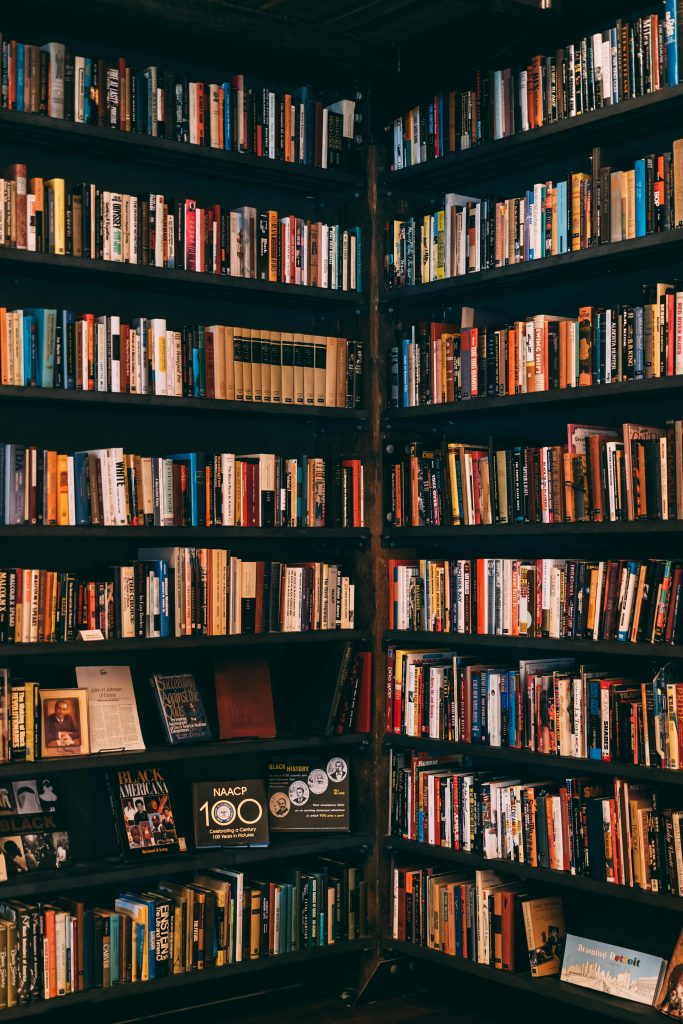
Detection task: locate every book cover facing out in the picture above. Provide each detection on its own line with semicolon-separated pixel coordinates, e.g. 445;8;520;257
267;755;350;832
107;766;183;860
561;934;667;1006
192;779;269;848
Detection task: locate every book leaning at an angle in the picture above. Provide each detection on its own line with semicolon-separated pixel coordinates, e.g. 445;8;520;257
106;766;185;861
149;672;212;745
522;896;565;976
561;934;667;1006
75;665;145;753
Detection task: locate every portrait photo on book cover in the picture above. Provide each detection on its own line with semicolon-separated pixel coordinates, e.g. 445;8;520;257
40;689;90;756
658;964;683;1019
122;793;176;850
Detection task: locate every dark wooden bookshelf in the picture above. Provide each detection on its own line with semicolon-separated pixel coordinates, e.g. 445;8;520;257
0;630;368;659
383;630;683;659
0;833;373;900
381;376;683;429
380;83;683;194
0;385;369;428
0;248;365;312
384;837;683;911
0;108;365;197
0;526;370;543
381;228;683;310
383;522;683;543
384;940;659;1024
0;732;369;779
384;732;683;786
0;940;371;1022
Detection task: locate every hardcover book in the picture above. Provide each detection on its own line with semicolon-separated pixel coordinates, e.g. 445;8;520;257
107;766;184;860
561;934;667;1005
213;658;276;739
192;779;269;848
0;776;70;879
149;673;212;744
522;896;566;976
267;755;349;832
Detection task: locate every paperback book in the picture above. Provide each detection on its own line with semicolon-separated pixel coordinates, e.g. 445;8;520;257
0;776;70;879
561;934;667;1005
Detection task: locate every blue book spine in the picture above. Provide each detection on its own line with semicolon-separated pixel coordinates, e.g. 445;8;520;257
427;103;434;153
402;337;410;406
109;914;120;986
454;889;463;957
559;181;569;253
296;461;303;525
159;559;170;637
135;923;144;980
83;59;92;123
192;341;201;398
666;0;679;86
223;83;232;150
635;159;646;236
528;192;536;262
73;452;90;525
634;306;644;378
23;314;34;386
63;310;76;389
589;679;602;759
16;44;24;112
539;185;547;260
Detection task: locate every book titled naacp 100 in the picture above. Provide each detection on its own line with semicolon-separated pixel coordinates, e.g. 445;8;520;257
561;934;668;1006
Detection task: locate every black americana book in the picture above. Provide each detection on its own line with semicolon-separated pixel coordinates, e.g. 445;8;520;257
107;766;185;860
0;776;70;879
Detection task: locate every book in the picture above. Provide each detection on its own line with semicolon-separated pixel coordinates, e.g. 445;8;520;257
192;780;269;847
267;756;350;832
561;934;667;1005
522;896;566;976
213;658;275;740
39;688;89;757
149;673;211;745
657;927;683;1017
107;766;184;860
75;666;144;753
0;776;70;878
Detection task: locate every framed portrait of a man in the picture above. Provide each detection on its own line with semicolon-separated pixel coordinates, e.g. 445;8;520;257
40;689;90;757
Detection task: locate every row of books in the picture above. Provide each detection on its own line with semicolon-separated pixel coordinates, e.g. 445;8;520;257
385;650;682;770
0;446;365;529
389;2;680;168
0;164;362;290
384;141;683;288
388;557;683;645
1;649;372;763
388;292;683;408
0;860;365;1006
391;870;682;1017
0;552;356;642
385;423;683;527
0;308;364;406
390;749;683;895
0;35;358;169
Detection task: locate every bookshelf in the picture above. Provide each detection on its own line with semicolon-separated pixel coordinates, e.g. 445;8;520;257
377;1;683;1019
0;1;377;1017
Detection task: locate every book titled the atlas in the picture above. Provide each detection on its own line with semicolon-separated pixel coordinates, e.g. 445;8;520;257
149;673;212;745
561;934;667;1006
107;766;184;860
